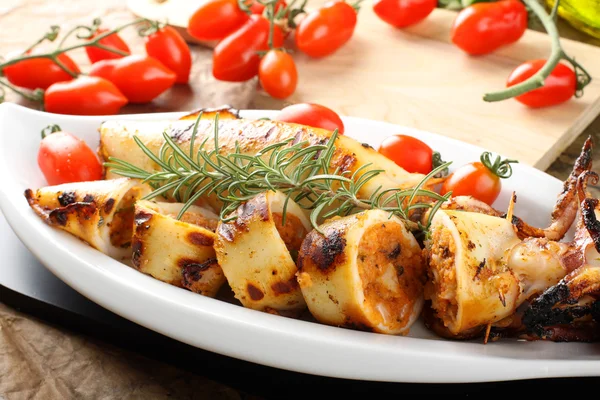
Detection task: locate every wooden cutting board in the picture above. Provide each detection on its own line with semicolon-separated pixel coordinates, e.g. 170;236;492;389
128;0;600;169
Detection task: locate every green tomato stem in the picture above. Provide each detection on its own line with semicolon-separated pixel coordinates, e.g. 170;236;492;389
483;0;592;102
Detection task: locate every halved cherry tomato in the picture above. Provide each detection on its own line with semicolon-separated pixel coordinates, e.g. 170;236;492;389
187;0;250;41
85;28;130;64
295;1;357;58
89;55;177;103
44;76;128;116
507;60;577;108
2;53;80;90
275;103;344;134
249;0;287;14
378;135;434;174
213;15;284;82
259;50;298;99
373;0;437;28
451;0;527;55
38;125;103;185
441;153;518;205
145;26;192;84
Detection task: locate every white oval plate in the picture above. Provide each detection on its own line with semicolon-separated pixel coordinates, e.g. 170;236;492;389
0;103;598;383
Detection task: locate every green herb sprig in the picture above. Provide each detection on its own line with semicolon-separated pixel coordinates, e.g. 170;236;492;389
105;113;451;232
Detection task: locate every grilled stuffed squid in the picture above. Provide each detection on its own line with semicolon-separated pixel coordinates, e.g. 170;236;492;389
297;210;425;335
132;200;225;297
25;178;149;259
425;210;573;337
214;191;310;313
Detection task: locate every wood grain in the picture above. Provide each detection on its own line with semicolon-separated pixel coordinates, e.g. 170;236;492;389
129;0;600;170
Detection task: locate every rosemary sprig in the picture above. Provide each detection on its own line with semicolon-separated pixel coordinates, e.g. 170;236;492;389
105;113;451;233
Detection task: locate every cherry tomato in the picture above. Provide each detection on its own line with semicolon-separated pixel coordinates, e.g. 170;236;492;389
259;50;298;99
187;0;250;41
85;28;130;64
249;0;287;15
295;1;357;58
507;60;577;108
373;0;437;28
89;55;177;103
145;26;192;84
378;135;433;174
451;0;527;56
44;76;128;116
441;153;518;205
275;103;345;134
38;126;103;186
2;53;80;90
213;15;284;82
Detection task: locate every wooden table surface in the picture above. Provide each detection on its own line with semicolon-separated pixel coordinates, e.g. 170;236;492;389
1;0;600;398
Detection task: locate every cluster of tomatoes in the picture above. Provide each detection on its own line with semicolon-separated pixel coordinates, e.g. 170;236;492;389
187;0;361;99
375;0;578;108
1;22;191;115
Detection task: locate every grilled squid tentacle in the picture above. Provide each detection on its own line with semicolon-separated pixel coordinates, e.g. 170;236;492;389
507;137;593;240
214;191;310;313
523;173;600;339
131;200;225;297
297;210;425;335
24;178;150;259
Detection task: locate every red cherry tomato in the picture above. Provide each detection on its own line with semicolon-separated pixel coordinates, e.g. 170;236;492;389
38;126;103;185
89;55;177;103
451;0;527;55
144;26;192;84
85;28;130;64
441;153;517;205
507;60;577;108
213;15;284;82
44;76;128;116
187;0;250;41
373;0;437;28
259;50;298;99
295;1;357;58
249;0;287;14
275;103;345;134
2;53;80;90
88;58;117;77
378;135;434;174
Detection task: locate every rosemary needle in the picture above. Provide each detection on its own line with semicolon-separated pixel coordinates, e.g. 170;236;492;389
105;113;451;233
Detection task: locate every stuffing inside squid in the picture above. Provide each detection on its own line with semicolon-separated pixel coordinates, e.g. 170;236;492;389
297;209;425;335
523;172;600;342
24;178;150;259
214;191;310;313
424;167;597;340
132;200;225;297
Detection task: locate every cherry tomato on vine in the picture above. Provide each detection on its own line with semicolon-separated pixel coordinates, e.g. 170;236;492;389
507;60;577;108
373;0;437;28
259;50;298;99
249;0;287;14
187;0;250;41
451;0;527;56
213;15;284;82
378;135;437;174
295;1;357;58
44;76;128;116
2;53;80;90
275;103;345;134
144;26;192;84
37;125;103;186
441;153;518;205
89;55;177;103
85;28;130;64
